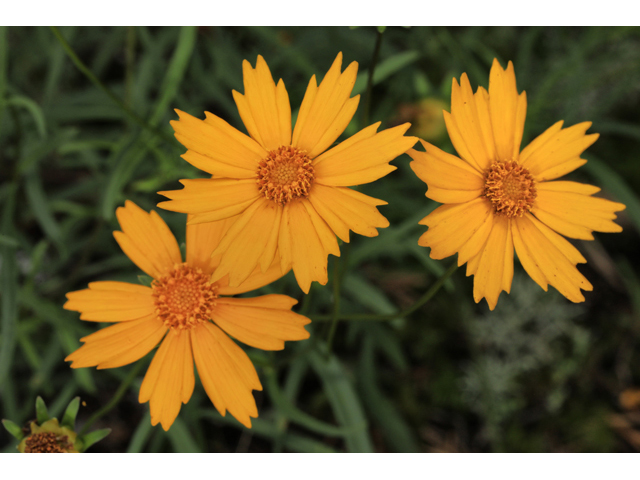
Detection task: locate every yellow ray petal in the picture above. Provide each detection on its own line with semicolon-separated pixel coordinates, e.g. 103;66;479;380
408;140;485;204
171;109;266;175
301;199;340;257
213;295;310;351
513;214;593;303
488;59;526;162
519;121;597;181
314;123;416;186
66;314;167;369
233;56;292;151
191;322;261;428
292;53;359;158
158;178;260;221
471;215;513;310
64;281;155;322
308;183;389;243
211;198;281;286
287;199;330;293
418;197;494;264
217;257;286;296
113;201;182;279
139;330;195;431
532;181;626;240
186;215;237;274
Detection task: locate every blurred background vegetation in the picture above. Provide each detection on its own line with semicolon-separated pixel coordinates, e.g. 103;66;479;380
1;26;640;453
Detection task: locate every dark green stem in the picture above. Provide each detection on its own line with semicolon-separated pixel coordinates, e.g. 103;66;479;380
362;28;384;127
325;256;343;353
311;262;458;322
49;27;173;144
79;361;144;435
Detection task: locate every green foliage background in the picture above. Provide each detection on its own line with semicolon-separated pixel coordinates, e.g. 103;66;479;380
1;26;640;452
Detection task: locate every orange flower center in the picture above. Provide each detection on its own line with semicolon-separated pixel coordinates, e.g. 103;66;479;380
152;264;218;330
484;161;537;217
24;432;70;453
257;146;314;206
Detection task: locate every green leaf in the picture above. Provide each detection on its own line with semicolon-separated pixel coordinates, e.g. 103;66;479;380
0;233;18;248
3;94;47;138
25;172;65;254
78;428;111;452
138;275;153;287
35;396;51;424
308;349;374;452
2;419;24;441
352;50;420;96
61;397;80;429
127;412;153;453
165;417;200;453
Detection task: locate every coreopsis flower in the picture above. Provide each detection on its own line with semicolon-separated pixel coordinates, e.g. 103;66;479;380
158;53;417;293
65;201;310;430
408;59;625;310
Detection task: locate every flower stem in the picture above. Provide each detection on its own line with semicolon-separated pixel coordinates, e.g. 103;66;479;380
325;256;343;354
362;28;384;127
79;361;145;436
49;26;174;144
311;262;458;322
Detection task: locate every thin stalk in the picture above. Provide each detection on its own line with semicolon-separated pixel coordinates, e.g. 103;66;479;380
49;27;174;145
311;262;458;322
362;28;384;127
325;256;342;354
79;361;145;435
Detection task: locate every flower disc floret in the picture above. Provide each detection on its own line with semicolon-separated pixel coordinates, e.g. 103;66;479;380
152;264;218;330
484;160;537;217
257;145;314;206
23;431;71;453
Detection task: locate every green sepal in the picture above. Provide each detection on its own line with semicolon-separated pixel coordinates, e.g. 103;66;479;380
61;397;80;429
2;419;25;440
35;396;50;424
377;26;387;34
138;275;153;287
77;428;111;452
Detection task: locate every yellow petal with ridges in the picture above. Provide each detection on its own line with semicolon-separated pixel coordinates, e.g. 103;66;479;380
158;178;260;221
171;109;266;173
139;330;195;431
186;216;237;274
513;214;593;303
302;199;340;258
213;295;310;351
488;59;524;162
314;123;415;187
64;281;155;322
293;53;359;158
114;201;182;279
191;322;260;428
217;258;286;296
65;314;167;369
471;215;513;310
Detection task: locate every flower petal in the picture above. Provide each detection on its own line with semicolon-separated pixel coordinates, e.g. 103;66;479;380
158;178;260;222
232;55;292;151
408;140;484;204
191;322;261;428
512;214;593;303
292;52;360;158
210;198;282;286
314;122;416;186
65;314;167;369
171;109;266;175
519;121;598;181
113;201;182;279
64;281;155;322
418;197;494;264
488;59;526;162
186;215;237;274
139;330;195;431
217;258;286;296
308;183;389;242
532;181;625;240
213;295;310;351
469;215;514;310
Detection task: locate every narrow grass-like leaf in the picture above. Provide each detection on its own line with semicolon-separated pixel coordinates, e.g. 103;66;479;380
308;350;374;452
25;172;65;253
127;412;153;453
0;234;18;248
4;95;47;138
61;397;80;428
0;184;18;392
165;417;200;453
352;51;420;96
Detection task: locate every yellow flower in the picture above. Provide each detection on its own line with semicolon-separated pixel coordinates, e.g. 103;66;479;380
408;59;625;310
65;201;311;431
157;53;417;293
